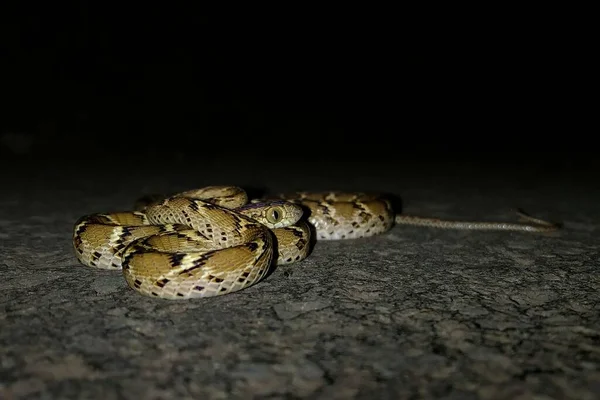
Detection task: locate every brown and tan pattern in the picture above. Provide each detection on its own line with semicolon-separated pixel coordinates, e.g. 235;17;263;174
275;191;559;238
73;186;309;300
73;187;559;300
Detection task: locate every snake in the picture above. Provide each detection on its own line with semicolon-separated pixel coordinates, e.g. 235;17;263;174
73;186;559;300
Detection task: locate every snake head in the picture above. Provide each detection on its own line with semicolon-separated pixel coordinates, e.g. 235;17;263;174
237;200;304;229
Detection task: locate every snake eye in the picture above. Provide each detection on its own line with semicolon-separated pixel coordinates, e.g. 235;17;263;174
266;206;284;224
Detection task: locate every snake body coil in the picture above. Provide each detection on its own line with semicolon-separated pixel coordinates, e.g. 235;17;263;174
73;186;559;300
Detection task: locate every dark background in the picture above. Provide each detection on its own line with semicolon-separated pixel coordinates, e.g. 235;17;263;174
2;8;599;400
0;5;594;177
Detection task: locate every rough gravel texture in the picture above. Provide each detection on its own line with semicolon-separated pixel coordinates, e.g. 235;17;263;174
1;157;598;400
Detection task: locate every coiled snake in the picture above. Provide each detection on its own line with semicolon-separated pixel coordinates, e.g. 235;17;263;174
73;186;559;300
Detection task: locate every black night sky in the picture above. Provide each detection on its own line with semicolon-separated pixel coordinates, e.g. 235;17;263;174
1;5;594;178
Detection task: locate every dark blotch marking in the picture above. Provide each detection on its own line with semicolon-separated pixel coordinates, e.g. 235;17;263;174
120;227;133;240
177;293;184;297
203;203;220;210
133;279;142;288
194;286;204;291
319;204;331;215
238;278;245;283
295;239;307;250
295;255;300;260
169;253;186;266
114;243;127;251
74;223;88;237
155;278;170;288
188;201;200;212
246;242;259;251
286;257;292;262
241;271;250;278
151;292;159;296
352;202;366;211
231;214;244;231
92;251;102;260
178;254;211;275
359;211;371;222
378;215;385;222
292;229;305;238
220;287;227;292
121;252;136;268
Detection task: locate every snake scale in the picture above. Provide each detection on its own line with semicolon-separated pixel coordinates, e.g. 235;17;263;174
73;186;559;300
